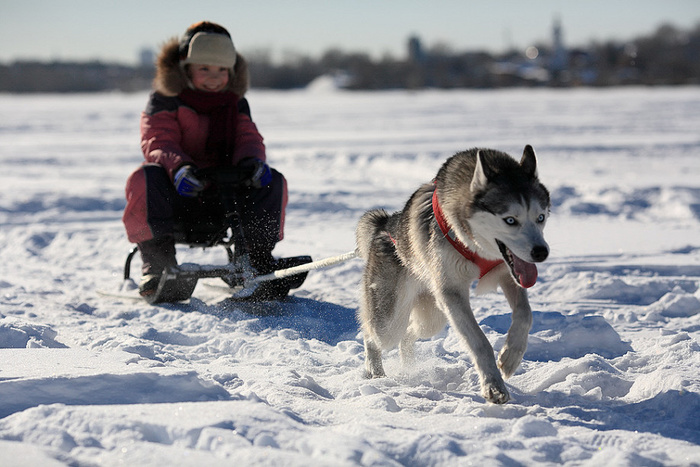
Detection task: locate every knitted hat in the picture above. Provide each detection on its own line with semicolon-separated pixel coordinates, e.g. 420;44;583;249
180;31;237;69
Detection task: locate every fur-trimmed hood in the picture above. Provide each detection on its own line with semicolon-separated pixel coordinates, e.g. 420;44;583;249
152;37;250;97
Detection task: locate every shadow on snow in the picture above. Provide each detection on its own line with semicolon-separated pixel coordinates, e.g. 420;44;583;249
191;296;359;346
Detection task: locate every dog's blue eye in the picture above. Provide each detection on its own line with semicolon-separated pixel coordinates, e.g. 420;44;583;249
504;217;517;226
537;214;546;223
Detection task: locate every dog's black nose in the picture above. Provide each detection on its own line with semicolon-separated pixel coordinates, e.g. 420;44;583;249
531;245;549;262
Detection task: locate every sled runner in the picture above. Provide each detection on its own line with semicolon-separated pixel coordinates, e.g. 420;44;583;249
99;251;356;304
115;166;314;304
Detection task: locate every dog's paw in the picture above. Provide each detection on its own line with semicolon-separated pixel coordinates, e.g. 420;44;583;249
481;378;510;404
497;345;526;379
483;386;510;404
364;363;386;379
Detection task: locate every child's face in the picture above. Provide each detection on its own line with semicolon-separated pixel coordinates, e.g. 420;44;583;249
188;64;230;92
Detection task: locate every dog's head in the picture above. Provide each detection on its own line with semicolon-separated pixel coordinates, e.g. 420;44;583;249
441;145;551;288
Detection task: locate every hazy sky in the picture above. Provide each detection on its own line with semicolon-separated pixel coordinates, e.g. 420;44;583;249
2;0;699;64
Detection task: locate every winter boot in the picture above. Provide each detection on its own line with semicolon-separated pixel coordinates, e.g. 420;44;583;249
138;236;177;297
239;251;285;301
243;251;311;301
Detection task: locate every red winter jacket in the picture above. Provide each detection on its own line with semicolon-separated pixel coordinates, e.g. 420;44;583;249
140;37;265;180
140;93;266;180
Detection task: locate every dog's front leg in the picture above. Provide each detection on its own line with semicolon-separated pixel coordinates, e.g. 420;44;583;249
497;278;533;378
440;290;510;404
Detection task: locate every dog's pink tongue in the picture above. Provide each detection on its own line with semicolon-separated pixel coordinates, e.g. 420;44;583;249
512;253;538;288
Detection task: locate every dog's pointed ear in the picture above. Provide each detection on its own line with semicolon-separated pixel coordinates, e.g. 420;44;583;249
471;150;491;192
520;145;538;178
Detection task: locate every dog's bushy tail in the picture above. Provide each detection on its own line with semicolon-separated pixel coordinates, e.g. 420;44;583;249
355;209;390;261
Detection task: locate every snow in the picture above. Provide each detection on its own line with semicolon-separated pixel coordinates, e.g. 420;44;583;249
1;86;700;466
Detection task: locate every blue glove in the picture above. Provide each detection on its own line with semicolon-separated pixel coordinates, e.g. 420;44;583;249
174;165;204;197
244;159;272;188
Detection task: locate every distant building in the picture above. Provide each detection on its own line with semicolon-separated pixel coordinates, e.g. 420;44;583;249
549;16;569;84
407;35;425;63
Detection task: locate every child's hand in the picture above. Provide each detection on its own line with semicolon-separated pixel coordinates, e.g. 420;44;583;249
174;165;204;197
241;158;272;188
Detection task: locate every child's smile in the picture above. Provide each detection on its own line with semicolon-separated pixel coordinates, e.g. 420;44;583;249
189;64;230;92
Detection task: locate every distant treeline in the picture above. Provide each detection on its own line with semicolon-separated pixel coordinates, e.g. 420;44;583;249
1;22;698;93
0;61;153;93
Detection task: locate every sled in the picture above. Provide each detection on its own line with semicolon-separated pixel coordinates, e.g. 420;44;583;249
118;248;314;304
99;251;355;304
104;166;356;304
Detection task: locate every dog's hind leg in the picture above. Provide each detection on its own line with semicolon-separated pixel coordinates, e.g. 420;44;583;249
496;278;533;378
358;262;407;379
359;295;389;378
361;283;413;377
363;339;386;378
399;331;416;367
400;293;445;368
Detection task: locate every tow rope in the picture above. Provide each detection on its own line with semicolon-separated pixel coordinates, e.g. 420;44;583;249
248;250;358;286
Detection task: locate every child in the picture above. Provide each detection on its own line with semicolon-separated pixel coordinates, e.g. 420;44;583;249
122;21;288;300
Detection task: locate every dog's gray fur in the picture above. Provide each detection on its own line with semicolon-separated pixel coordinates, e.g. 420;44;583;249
356;145;550;404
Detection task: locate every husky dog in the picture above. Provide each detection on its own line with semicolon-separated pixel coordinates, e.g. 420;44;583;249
356;145;550;404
